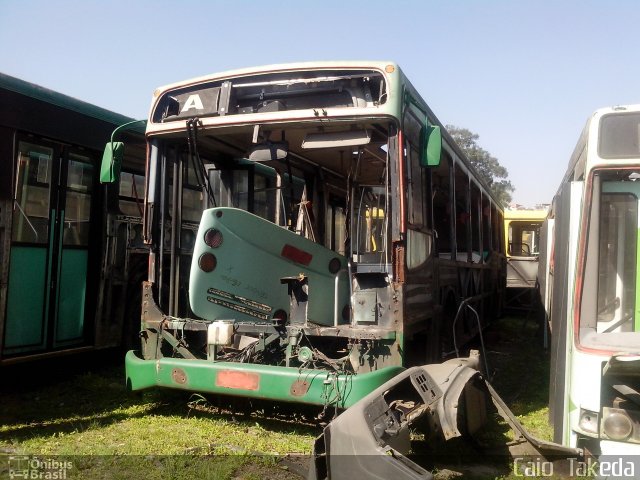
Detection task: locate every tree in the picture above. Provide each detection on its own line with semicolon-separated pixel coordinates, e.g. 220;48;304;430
446;125;514;206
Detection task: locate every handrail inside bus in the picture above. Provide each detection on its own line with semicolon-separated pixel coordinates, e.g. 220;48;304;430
13;199;38;242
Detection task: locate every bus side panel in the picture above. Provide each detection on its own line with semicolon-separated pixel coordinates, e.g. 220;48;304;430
0;126;14;358
538;220;549;313
563;183;583;447
538;218;554;349
4;246;48;351
55;248;88;344
548;182;574;443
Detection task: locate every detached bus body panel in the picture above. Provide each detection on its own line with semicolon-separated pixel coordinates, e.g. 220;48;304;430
309;352;582;480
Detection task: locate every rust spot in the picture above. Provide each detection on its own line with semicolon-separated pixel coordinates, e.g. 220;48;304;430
216;370;260;390
394;242;405;283
171;368;187;385
290;380;310;397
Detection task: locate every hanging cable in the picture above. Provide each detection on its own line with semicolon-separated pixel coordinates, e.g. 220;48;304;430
186;118;217;207
452;297;491;379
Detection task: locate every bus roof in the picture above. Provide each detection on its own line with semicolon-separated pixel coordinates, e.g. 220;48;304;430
504;209;548;221
152;60;399;94
148;60;505;209
552;103;640;204
0;72;144;132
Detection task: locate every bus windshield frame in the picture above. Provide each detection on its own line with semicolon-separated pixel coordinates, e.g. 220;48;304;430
578;168;640;353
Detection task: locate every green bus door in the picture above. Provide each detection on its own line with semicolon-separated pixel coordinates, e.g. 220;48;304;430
4;139;96;355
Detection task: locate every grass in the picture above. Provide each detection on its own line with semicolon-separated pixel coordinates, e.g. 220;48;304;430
485;315;553;442
408;314;557;479
0;354;314;479
0;315;556;479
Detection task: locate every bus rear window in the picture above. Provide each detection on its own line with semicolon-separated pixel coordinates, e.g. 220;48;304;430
599;112;640;159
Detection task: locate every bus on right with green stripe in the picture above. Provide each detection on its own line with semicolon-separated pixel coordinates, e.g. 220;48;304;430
541;104;640;456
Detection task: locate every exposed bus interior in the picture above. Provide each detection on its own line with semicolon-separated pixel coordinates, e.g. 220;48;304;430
144;119;397;373
151;120;392;255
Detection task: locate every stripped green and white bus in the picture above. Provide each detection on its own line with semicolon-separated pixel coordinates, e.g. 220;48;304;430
541;104;640;455
110;61;506;409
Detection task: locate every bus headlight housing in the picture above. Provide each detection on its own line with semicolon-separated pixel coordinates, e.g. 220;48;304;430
602;408;634;441
578;408;599;434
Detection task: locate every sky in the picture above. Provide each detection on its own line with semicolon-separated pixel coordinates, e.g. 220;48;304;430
1;0;639;207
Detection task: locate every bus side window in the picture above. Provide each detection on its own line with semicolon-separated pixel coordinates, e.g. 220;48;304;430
470;182;481;261
403;108;429;230
432;152;453;257
324;201;346;256
118;171;145;217
508;221;541;257
482;197;492;256
253;172;275;221
454;164;471;261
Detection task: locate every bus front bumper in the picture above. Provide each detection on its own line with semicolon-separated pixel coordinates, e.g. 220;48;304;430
124;350;404;408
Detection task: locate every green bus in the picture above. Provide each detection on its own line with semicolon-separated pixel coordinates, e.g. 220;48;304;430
0;73;148;363
108;61;507;409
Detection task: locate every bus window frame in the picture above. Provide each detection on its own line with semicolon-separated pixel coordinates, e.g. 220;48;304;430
577;168;640;354
117;170;145;217
598;112;640;160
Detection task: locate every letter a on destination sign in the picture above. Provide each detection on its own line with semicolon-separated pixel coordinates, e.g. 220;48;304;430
181;94;204;113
